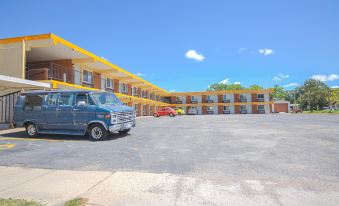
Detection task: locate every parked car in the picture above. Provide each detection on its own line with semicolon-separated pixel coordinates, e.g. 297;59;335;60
291;109;303;113
153;107;177;117
187;108;198;115
13;90;136;141
175;108;186;115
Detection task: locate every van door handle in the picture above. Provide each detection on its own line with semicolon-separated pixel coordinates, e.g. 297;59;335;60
56;108;61;111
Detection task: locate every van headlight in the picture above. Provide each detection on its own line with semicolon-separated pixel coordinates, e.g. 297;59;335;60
111;112;118;124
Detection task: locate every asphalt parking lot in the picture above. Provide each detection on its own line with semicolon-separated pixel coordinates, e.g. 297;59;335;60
1;114;339;205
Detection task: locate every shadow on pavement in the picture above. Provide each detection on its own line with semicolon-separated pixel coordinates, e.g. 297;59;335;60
0;129;129;142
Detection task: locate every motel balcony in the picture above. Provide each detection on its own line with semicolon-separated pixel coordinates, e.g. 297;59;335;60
223;110;231;114
26;62;73;83
206;100;214;103
257;98;265;102
191;100;198;104
207;110;214;114
176;100;183;104
222;99;230;103
240;98;247;102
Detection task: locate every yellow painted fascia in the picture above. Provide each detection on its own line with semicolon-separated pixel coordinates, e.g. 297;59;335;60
0;33;52;44
170;89;273;96
50;34;169;95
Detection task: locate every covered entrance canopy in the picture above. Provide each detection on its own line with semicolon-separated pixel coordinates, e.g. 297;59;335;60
0;75;50;96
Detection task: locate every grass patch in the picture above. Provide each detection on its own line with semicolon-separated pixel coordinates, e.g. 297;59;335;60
303;110;339;114
64;198;88;206
0;198;42;206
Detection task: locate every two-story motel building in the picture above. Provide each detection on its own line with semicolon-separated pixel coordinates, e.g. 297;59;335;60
0;34;273;124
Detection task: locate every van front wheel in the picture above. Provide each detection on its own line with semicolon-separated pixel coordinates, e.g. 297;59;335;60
25;123;38;138
88;124;107;141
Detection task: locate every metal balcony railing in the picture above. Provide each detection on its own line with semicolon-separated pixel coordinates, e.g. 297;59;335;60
222;99;230;103
26;62;70;83
240;110;247;114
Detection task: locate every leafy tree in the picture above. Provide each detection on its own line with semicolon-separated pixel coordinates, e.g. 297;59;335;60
271;84;287;100
207;83;245;91
296;79;329;111
247;84;263;90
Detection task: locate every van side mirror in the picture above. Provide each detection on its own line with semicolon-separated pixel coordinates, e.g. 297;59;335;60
77;101;87;107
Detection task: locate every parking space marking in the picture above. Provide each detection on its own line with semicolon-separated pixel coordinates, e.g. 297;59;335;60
0;143;15;150
0;137;64;142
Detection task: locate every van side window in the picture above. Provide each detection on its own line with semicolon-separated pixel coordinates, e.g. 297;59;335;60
76;94;88;106
59;93;75;106
24;95;44;111
48;93;58;106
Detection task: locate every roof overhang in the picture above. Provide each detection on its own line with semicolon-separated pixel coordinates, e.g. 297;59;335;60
0;33;170;96
0;75;50;96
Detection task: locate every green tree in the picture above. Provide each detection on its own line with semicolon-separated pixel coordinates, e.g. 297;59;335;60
207;83;245;91
271;84;287;100
296;79;329;111
247;84;263;90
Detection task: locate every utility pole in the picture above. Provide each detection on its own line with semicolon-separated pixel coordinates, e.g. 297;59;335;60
328;89;332;111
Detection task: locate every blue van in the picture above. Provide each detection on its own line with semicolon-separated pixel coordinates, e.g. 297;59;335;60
13;90;135;141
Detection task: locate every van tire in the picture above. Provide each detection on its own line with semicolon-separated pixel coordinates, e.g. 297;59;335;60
25;122;38;138
169;113;175;117
88;124;107;141
118;129;130;135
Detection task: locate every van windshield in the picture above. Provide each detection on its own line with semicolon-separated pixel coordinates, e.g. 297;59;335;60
91;93;122;106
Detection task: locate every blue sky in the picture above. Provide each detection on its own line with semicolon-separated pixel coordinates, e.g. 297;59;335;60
1;0;339;91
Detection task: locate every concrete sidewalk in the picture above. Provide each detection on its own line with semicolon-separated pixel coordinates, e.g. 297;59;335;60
1;166;339;206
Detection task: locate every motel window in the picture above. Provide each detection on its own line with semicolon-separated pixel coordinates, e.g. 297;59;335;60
106;78;113;89
240;94;246;100
132;87;138;96
82;70;93;84
191;96;196;101
240;105;247;111
223;95;227;100
223;106;229;111
134;104;138;112
120;83;128;93
257;94;264;99
207;106;213;111
258;105;265;110
207;96;211;100
176;96;182;101
142;91;147;98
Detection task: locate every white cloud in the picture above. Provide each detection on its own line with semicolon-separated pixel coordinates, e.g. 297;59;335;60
258;48;274;56
284;83;299;88
273;74;289;81
219;78;229;84
331;85;339;89
101;56;109;61
136;72;146;77
312;74;339;82
169;89;176;92
185;50;205;62
238;48;248;54
233;82;241;85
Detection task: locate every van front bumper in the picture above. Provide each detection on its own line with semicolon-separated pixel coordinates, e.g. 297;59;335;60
109;122;134;133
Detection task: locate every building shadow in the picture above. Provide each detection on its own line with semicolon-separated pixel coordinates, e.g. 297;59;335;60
0;130;129;142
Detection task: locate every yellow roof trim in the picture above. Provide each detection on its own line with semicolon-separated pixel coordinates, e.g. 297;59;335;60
0;33;52;44
170;89;273;96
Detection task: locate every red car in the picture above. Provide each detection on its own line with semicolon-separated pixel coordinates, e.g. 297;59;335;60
153;107;177;117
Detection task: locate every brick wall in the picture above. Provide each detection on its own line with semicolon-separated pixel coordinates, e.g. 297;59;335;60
55;59;74;83
186;96;191;104
202;106;207;114
234;94;240;102
252;105;257;114
218;105;223;114
93;72;101;89
171;96;176;104
235;105;240;114
202;95;207;103
114;79;119;93
251;93;257;102
128;84;132;96
218;95;223;103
